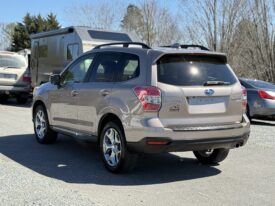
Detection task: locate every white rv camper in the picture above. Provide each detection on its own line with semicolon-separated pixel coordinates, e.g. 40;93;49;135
30;26;134;87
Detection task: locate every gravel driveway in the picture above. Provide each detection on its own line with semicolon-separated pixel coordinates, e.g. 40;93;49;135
0;99;274;206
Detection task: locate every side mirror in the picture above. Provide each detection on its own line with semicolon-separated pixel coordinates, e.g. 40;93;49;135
50;74;61;85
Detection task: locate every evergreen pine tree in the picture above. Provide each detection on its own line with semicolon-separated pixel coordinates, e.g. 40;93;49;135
46;13;60;31
11;13;61;51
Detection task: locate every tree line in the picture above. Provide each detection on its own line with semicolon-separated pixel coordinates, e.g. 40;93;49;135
64;0;275;82
0;13;60;51
0;0;274;82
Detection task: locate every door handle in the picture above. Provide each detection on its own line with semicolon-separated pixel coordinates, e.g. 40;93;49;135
71;90;79;97
100;89;111;96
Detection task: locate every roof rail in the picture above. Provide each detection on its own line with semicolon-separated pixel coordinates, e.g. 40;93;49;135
162;43;209;51
93;42;151;49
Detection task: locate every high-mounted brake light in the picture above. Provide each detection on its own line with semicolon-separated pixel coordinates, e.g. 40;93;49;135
133;86;161;112
258;90;275;100
242;86;247;110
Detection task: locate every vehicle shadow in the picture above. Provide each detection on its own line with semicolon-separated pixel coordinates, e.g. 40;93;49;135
0;134;221;185
0;98;32;108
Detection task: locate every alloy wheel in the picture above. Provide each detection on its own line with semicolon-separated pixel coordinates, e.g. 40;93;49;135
102;128;122;167
35;110;47;139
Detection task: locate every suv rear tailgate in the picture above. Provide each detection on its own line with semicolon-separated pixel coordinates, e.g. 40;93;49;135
155;54;244;129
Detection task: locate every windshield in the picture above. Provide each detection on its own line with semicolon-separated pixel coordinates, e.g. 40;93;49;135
247;80;275;89
157;55;237;86
0;54;27;68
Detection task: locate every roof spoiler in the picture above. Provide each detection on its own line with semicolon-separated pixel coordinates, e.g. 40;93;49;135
162;43;209;51
154;53;227;64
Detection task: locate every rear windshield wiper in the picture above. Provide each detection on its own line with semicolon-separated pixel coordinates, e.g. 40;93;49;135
203;81;231;86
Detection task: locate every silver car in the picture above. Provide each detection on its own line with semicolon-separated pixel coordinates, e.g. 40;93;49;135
239;78;275;120
0;51;31;104
32;43;250;173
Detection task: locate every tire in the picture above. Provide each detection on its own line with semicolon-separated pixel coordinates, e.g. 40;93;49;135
100;122;138;173
34;105;58;144
0;95;8;103
16;96;28;104
193;148;229;164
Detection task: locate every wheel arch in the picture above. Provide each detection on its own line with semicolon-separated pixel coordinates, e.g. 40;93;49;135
32;100;47;120
98;113;124;138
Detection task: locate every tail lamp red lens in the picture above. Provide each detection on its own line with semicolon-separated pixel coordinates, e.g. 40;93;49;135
242;86;247;110
22;72;31;82
133;86;161;112
258;90;275;100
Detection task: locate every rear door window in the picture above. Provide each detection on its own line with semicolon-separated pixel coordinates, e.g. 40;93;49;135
116;53;139;82
89;52;140;83
157;55;237;86
0;54;27;68
90;52;121;82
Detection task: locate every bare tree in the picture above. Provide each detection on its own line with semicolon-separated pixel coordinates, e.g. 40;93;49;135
0;23;15;50
181;0;246;52
247;0;275;82
121;0;181;46
232;0;275;81
64;0;123;30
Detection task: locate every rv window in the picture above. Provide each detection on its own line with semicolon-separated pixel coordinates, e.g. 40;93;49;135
33;42;39;58
88;30;131;41
67;44;79;61
39;45;48;58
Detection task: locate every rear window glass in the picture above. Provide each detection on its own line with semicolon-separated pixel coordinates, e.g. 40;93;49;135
0;54;27;68
157;55;237;86
239;80;253;88
247;80;275;89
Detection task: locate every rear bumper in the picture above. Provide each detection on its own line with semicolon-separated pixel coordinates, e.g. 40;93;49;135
127;133;249;153
125;115;250;153
0;85;31;94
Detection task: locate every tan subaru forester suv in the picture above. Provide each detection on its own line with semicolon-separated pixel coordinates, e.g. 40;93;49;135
32;42;250;173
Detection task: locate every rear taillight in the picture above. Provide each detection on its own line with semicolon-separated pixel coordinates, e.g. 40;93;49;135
242;86;247;110
258;90;275;100
22;71;31;83
133;86;161;112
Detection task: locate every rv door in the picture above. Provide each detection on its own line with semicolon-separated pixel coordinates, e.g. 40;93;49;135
31;41;39;87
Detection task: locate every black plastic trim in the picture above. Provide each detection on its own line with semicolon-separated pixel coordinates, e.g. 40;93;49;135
127;133;250;154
